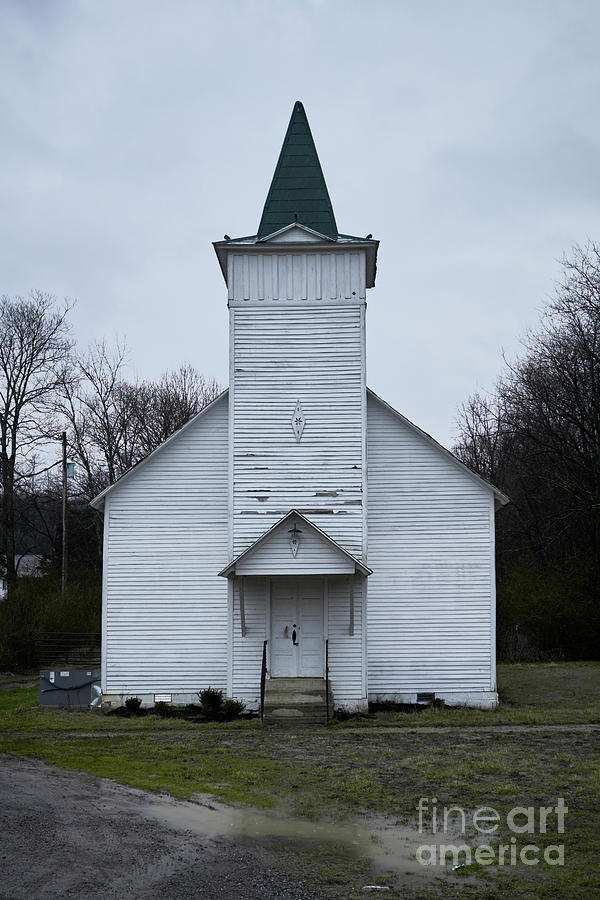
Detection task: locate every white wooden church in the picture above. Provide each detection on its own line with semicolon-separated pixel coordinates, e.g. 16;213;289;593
92;101;508;717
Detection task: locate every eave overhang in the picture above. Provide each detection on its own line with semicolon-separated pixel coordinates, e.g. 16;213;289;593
213;235;379;289
218;509;372;578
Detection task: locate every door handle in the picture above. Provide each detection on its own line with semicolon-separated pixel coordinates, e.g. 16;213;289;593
292;628;298;646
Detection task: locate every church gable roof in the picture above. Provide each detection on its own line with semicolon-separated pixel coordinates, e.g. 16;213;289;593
90;388;507;516
257;101;338;240
257;222;336;243
366;389;509;508
89;390;228;510
219;510;372;577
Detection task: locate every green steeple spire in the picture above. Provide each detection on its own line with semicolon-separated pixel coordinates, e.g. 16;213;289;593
257;101;338;240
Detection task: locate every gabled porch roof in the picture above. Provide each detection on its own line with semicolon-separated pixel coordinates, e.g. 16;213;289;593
218;510;372;578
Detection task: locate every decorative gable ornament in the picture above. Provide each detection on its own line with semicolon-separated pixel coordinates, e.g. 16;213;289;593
291;400;306;441
288;522;302;557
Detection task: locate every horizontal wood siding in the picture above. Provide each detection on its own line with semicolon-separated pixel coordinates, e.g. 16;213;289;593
228;250;366;303
232;301;365;558
231;576;266;704
327;576;364;701
366;393;494;694
104;395;229;693
235;518;355;575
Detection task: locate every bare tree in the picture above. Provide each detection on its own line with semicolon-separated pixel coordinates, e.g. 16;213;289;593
454;242;600;658
498;244;600;549
59;339;144;500
0;291;73;595
137;364;221;455
61;346;222;502
455;392;506;483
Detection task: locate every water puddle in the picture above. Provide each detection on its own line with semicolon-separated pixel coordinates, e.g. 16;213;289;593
139;793;460;882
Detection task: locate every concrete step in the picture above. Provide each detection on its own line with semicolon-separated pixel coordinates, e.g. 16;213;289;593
266;677;327;692
268;718;328;726
266;703;329;716
267;712;328;723
263;677;333;725
264;691;326;705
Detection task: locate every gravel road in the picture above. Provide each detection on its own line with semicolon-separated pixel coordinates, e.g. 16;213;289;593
0;754;330;900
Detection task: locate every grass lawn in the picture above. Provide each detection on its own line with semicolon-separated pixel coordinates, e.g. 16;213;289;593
344;661;600;728
1;662;599;899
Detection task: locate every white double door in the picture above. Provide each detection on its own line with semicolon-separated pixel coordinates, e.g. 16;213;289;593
270;578;324;677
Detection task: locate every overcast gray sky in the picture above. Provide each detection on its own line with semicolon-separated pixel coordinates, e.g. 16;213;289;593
2;0;599;447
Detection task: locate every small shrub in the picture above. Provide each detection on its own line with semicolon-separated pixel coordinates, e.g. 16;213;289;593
125;696;142;714
198;686;224;719
222;698;246;721
153;701;171;717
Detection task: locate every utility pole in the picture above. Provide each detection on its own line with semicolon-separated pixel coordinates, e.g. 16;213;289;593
61;431;67;595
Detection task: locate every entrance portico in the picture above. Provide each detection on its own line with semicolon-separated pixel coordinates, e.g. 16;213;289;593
220;510;371;711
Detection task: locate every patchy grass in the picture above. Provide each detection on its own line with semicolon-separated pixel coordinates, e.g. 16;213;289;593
1;731;284;805
340;662;600;729
0;684;38;713
498;661;600;707
0;685;256;734
1;663;599;898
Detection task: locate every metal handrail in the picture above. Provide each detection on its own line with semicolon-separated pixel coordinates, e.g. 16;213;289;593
260;639;268;723
325;638;330;724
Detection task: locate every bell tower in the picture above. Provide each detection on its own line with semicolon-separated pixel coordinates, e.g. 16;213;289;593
214;101;378;563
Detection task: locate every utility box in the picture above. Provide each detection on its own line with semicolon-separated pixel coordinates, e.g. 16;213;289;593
39;668;101;707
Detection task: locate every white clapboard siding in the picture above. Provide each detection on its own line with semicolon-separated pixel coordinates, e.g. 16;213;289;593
232;303;365;557
231;576;267;704
366;392;495;695
103;394;229;694
227;250;366;303
235;517;355;575
327;576;365;702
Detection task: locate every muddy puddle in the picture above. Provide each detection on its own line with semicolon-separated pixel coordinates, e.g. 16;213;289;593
139;793;462;882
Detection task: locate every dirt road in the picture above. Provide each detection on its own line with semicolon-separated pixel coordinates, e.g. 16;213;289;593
0;755;328;900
